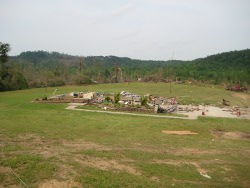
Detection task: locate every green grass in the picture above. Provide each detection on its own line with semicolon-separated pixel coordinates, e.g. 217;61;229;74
0;83;250;187
76;167;157;188
1;154;57;186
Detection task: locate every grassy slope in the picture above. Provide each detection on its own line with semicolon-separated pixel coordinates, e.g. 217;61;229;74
0;83;250;187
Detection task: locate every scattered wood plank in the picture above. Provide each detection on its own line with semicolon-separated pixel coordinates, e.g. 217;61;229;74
161;130;198;135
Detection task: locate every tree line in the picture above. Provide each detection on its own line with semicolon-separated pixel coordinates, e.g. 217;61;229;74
1;42;249;91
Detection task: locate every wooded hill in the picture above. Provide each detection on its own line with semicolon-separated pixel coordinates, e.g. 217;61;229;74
4;49;250;90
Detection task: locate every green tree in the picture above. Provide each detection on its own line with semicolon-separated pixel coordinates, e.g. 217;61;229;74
0;42;11;64
0;42;11;90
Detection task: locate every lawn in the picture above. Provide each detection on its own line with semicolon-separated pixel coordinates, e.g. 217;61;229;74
0;83;250;187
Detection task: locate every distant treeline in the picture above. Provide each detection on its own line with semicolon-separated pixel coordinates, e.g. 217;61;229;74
1;48;250;91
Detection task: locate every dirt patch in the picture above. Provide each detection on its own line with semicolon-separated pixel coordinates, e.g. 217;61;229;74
75;155;141;175
10;134;114;159
0;166;11;173
17;133;43;142
61;139;112;151
39;179;82;188
54;163;77;180
152;160;208;174
169;148;222;155
213;130;250;140
150;176;160;182
177;106;245;119
162;130;198;135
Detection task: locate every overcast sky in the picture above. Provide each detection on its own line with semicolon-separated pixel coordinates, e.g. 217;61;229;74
0;0;250;60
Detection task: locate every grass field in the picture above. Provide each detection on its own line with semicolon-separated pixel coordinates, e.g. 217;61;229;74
0;82;250;188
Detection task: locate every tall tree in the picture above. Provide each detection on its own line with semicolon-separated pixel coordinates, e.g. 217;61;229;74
0;42;11;64
0;42;11;90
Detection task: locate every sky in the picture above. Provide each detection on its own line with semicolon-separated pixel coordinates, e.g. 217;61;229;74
0;0;250;60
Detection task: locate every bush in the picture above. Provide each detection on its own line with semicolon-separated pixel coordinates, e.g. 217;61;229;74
114;93;120;103
140;96;148;106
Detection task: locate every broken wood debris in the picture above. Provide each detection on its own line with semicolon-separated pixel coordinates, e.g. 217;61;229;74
161;130;198;135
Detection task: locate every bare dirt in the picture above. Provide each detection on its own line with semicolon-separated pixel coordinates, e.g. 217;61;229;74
177;105;250;119
75;155;141;175
0;166;11;174
39;180;82;188
213;130;250;140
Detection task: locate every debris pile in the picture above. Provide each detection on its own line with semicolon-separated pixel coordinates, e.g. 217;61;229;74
226;85;247;92
119;91;141;105
222;106;250;117
34;90;180;114
34;90;249;118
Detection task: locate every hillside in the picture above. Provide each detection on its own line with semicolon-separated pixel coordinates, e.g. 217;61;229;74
190;49;250;83
3;49;250;91
11;51;186;71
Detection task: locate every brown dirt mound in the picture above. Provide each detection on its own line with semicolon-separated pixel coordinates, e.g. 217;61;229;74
162;130;198;135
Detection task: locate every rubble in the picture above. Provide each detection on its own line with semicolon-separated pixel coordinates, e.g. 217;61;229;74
34;91;181;114
34;90;250;119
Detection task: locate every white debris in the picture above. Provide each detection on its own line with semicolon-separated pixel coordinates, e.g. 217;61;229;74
200;172;211;179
